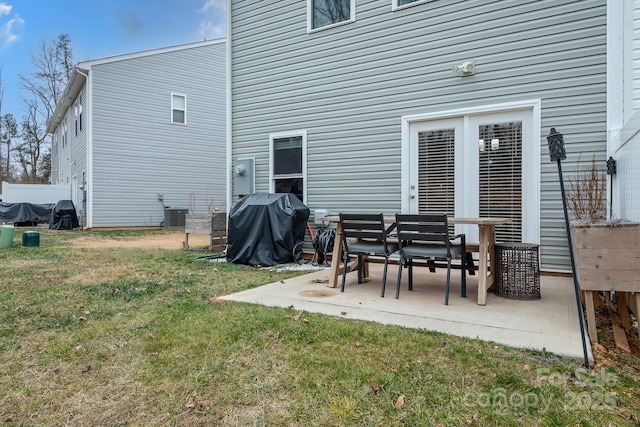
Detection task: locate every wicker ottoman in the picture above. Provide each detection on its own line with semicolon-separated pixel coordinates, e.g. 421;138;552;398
494;243;540;300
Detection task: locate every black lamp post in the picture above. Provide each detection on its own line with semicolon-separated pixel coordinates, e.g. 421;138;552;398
546;128;590;369
606;156;617;218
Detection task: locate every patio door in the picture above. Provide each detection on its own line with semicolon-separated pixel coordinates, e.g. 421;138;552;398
403;108;539;244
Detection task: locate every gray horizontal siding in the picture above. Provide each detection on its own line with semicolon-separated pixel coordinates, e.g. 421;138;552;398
231;0;607;271
91;42;226;227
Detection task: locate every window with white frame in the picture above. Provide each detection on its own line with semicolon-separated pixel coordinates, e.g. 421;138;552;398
392;0;432;10
74;95;83;136
62;122;67;147
308;0;355;31
171;93;186;124
270;131;307;203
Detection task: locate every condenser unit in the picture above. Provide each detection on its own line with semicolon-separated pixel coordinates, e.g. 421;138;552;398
164;207;188;229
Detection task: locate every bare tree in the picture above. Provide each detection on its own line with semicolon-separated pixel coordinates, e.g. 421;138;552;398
0;113;18;182
17;33;73;182
16;100;46;183
0;66;4;180
19;34;74;121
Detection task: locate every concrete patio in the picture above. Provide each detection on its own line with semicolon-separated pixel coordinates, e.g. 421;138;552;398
220;263;592;363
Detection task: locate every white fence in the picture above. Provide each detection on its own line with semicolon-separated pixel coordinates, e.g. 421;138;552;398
615;111;640;222
1;182;71;204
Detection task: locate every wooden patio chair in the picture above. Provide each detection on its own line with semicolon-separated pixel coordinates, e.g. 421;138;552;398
339;213;399;297
395;213;467;305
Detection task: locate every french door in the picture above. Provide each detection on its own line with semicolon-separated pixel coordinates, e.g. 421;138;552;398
403;108;539;244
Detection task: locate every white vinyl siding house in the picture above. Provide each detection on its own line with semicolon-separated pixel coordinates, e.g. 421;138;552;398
48;39;226;228
228;0;610;273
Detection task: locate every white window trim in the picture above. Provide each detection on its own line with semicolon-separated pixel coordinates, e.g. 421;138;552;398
392;0;434;11
171;93;187;124
401;99;541;244
307;0;356;34
269;130;308;205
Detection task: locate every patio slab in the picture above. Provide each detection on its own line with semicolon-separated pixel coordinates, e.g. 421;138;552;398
219;263;592;363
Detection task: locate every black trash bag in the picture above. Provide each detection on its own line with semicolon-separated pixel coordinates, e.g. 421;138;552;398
49;200;80;230
226;193;310;266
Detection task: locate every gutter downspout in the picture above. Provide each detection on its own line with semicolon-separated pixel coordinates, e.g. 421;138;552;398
75;68;92;229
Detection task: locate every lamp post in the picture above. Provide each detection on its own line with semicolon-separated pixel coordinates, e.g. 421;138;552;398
546;128;590;369
606;156;617;219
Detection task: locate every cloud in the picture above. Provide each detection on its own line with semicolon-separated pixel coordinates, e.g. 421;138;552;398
201;0;225;13
1;14;24;47
0;3;11;16
199;0;225;39
116;9;145;39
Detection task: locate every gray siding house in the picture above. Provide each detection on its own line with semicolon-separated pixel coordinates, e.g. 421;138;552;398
48;39;226;228
227;0;639;273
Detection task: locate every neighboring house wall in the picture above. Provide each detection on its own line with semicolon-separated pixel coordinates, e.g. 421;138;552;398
50;40;226;228
612;0;640;223
229;0;607;272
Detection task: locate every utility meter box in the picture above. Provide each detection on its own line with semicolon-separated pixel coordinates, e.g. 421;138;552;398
233;158;255;198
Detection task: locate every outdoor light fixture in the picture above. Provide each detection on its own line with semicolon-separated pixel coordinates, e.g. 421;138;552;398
606;156;617;217
546;127;590;369
451;59;475;76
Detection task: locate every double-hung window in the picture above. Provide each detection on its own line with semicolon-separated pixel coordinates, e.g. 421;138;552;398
270;131;307;203
74;95;83;136
171;93;186;124
308;0;355;32
392;0;432;11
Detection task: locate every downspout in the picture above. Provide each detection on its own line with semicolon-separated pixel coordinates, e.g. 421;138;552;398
76;67;92;229
225;0;233;218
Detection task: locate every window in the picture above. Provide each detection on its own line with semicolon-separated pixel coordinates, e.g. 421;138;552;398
171;94;186;124
74;95;83;136
478;122;522;242
392;0;432;10
308;0;355;31
418;128;455;216
62;123;67;148
269;131;307;203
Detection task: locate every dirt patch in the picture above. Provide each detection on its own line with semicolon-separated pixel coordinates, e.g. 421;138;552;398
71;231;211;249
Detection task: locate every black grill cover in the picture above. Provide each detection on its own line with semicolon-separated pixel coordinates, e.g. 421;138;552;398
49;200;80;230
226;193;310;266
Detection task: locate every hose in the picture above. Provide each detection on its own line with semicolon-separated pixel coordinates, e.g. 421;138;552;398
312;228;335;266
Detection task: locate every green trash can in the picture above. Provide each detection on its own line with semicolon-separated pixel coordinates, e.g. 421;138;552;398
22;231;40;248
0;225;15;248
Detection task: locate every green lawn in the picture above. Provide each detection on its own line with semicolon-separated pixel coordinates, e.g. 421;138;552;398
0;228;639;426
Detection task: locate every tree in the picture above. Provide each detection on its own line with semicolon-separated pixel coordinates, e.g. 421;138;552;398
16;100;46;183
17;33;74;182
0;113;18;182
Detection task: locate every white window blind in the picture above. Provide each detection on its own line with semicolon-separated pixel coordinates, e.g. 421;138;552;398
478;122;522;242
418;129;455;216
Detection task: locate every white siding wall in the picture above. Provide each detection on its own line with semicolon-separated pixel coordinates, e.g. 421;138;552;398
90;41;226;227
230;0;607;271
634;1;640;110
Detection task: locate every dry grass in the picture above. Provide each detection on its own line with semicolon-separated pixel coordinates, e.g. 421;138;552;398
1;228;639;426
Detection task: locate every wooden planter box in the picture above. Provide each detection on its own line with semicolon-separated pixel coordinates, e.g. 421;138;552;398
184;213;227;252
570;223;640;345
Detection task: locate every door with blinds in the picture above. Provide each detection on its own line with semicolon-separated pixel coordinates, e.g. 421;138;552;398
406;109;537;244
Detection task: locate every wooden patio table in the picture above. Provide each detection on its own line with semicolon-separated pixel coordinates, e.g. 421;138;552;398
319;215;512;306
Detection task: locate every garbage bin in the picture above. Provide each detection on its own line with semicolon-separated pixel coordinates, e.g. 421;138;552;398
0;225;15;248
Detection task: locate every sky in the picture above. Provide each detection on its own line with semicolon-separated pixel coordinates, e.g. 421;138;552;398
0;0;226;119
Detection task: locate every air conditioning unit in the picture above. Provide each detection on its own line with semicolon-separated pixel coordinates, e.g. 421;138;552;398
164;207;189;229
